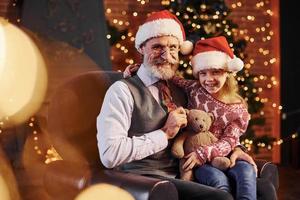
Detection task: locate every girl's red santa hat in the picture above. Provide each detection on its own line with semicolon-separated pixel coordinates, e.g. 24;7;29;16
191;36;244;77
135;10;193;55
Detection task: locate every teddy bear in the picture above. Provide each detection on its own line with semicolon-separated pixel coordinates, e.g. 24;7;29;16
171;109;231;181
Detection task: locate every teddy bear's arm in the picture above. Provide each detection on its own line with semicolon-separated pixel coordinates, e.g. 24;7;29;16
171;132;189;158
206;131;218;143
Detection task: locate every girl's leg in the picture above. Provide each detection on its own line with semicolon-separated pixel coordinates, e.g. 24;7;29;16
195;164;231;193
227;160;257;200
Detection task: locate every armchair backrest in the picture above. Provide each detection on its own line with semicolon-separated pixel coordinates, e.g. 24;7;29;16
47;71;123;167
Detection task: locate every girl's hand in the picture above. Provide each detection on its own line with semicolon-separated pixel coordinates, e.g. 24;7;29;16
230;147;258;177
123;63;141;78
182;152;204;171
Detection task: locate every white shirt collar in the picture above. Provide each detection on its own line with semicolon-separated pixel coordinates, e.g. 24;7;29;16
137;64;159;87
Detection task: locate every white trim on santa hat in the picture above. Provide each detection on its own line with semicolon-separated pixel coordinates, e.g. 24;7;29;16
191;51;230;77
191;51;244;77
135;18;184;50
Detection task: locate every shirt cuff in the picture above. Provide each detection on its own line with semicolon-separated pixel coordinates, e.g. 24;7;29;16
196;148;207;164
146;129;169;152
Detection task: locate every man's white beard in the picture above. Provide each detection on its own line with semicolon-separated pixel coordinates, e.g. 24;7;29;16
143;53;179;80
149;64;176;80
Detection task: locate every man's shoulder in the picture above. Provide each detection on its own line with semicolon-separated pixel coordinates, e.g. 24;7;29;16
107;80;130;95
104;80;134;105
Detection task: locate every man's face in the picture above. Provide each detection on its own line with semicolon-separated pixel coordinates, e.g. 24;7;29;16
140;36;180;80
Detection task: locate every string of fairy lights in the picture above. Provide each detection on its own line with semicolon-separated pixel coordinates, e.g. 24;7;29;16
0;116;61;163
105;6;135;65
27;117;62;164
228;0;286;150
242;132;298;152
231;0;281;115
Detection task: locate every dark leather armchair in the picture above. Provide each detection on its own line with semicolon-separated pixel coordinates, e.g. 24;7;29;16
44;71;279;200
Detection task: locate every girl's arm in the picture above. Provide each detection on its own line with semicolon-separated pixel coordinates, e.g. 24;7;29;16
195;111;250;163
171;76;195;90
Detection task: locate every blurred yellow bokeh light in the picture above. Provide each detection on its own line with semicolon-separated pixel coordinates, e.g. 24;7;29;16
0;18;47;128
0;175;10;200
75;183;134;200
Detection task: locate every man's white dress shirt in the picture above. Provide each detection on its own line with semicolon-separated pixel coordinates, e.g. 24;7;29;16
97;64;169;168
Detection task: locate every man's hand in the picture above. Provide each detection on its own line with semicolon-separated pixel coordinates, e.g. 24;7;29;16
161;107;187;139
182;152;203;171
230;147;258;177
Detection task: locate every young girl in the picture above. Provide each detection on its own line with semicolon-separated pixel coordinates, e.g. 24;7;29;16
173;36;256;200
124;36;257;199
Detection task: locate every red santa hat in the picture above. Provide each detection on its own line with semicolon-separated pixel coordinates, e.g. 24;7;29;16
135;10;193;55
191;36;244;77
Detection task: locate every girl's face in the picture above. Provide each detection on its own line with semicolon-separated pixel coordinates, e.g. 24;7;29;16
198;68;228;95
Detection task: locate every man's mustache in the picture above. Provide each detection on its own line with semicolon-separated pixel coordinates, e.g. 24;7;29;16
151;58;178;65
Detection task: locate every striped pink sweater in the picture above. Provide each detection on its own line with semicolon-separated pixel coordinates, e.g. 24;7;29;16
172;77;250;164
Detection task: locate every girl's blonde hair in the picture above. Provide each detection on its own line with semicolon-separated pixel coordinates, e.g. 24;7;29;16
220;73;247;107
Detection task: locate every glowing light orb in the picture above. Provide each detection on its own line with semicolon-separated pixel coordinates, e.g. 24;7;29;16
75;183;134;200
0;18;47;128
0;175;10;200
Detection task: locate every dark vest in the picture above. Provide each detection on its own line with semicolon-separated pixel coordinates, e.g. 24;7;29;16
117;75;186;178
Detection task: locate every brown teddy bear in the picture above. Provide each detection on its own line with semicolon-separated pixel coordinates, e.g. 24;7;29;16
171;109;231;181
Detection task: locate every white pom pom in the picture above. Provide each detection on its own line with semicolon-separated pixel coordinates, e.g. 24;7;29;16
227;56;244;72
180;40;193;55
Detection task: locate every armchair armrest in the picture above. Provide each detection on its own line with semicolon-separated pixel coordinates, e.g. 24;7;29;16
92;170;178;200
44;160;178;200
255;159;279;190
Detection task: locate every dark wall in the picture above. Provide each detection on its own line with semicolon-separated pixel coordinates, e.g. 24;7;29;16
280;1;300;167
21;0;112;70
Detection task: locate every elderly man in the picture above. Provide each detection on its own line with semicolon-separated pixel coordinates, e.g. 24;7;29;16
97;10;256;200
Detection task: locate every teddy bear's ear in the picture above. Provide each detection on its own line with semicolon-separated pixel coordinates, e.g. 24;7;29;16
208;113;214;122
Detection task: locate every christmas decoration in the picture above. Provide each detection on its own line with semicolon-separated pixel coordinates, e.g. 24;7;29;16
191;36;244;77
134;10;192;55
